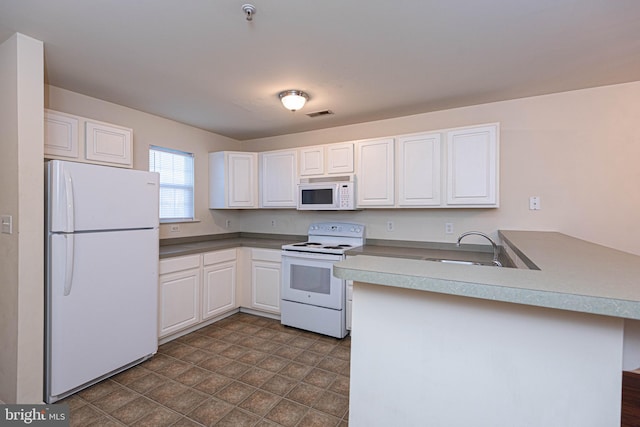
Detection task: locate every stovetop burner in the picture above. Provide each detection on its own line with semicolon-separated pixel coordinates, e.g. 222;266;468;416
282;222;365;255
291;243;353;249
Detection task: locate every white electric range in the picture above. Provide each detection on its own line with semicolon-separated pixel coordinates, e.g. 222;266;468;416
280;222;365;338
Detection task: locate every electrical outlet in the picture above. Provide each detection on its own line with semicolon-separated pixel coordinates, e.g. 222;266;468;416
445;222;454;234
386;221;394;232
225;219;231;228
529;196;541;210
271;219;277;227
169;224;180;232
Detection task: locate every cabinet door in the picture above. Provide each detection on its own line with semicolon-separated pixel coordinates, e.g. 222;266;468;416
327;142;354;174
251;259;281;314
356;138;395;207
299;146;324;176
397;133;441;206
261;150;297;208
228;152;258;207
158;268;201;338
446;124;498;206
44;110;79;159
85;120;133;167
202;261;237;320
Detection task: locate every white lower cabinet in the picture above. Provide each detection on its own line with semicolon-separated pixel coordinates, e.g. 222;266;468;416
158;249;238;339
158;254;202;338
202;249;237;320
158;247;282;340
251;249;282;314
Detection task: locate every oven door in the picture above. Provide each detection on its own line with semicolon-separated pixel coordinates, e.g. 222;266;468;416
281;251;345;309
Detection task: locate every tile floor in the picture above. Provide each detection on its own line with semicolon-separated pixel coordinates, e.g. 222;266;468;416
61;313;351;426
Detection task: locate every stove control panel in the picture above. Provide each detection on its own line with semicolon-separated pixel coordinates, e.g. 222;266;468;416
308;222;365;238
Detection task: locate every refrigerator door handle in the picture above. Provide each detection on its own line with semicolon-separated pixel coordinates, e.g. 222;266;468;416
63;234;74;296
63;168;74;232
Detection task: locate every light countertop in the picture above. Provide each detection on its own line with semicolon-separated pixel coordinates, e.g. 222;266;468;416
334;230;640;320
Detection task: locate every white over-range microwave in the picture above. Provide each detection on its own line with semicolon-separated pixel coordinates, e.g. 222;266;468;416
297;176;356;210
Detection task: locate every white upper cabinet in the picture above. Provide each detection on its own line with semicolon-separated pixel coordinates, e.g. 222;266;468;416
44;109;133;168
446;124;499;206
44;109;79;159
209;151;258;209
326;142;354;174
299;146;324;176
299;142;354;176
397;132;442;207
260;149;298;208
356;138;395;207
85;120;133;166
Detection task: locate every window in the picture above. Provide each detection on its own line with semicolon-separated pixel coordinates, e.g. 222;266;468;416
149;146;194;222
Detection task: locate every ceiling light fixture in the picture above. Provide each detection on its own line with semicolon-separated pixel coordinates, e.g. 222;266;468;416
278;90;309;111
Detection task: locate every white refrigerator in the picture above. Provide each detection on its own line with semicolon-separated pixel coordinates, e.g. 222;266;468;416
45;160;160;403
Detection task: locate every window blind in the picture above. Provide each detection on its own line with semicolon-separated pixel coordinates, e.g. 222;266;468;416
149;146;195;221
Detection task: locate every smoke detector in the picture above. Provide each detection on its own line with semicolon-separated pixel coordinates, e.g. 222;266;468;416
242;4;256;21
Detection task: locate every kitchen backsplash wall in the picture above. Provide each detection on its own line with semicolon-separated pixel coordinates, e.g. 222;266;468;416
237;209;510;245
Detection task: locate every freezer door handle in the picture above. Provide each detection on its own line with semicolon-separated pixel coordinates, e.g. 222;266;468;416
63;168;74;232
63;234;74;296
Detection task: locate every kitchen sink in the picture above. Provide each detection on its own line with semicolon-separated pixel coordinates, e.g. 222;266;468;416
423;257;501;267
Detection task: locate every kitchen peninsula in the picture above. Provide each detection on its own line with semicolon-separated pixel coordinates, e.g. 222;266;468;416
335;231;640;427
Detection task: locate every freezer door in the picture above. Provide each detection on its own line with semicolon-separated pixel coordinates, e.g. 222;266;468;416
47;228;158;399
48;160;159;232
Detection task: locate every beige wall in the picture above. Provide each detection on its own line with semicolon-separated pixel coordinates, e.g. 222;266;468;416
0;33;44;404
241;82;640;256
46;86;244;239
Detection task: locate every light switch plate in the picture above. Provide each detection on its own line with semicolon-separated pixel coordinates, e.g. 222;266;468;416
1;215;12;234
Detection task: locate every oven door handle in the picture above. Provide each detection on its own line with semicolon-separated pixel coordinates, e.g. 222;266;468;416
281;251;344;262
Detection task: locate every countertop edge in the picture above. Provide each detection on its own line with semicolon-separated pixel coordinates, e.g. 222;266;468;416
334;263;640;320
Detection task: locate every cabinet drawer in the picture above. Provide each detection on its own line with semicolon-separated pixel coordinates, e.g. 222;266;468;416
252;248;281;262
159;254;201;275
203;248;236;266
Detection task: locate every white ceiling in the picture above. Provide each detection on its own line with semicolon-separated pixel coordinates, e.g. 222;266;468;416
1;1;639;141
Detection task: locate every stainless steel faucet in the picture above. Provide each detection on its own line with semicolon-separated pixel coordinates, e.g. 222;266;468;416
456;231;502;267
